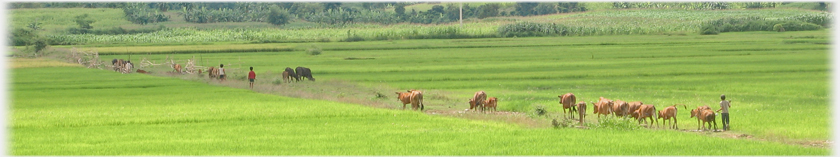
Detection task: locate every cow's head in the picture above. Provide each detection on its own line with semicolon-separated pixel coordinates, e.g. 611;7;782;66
689;109;697;118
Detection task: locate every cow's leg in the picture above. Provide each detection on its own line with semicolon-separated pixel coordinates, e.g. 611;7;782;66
674;118;678;130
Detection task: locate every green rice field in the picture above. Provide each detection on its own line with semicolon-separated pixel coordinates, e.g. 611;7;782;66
10;30;830;155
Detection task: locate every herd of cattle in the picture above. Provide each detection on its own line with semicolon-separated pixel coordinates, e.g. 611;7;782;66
397;91;720;131
112;59;316;82
111;59;718;131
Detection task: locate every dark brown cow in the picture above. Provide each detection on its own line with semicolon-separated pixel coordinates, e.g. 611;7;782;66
592;97;614;120
395;91;417;110
484;97;498;112
612;100;629;117
469;91;487;112
700;109;717;131
285;67;299;81
295;66;315;81
634;104;657;127
658;104;687;129
690;106;712;130
558;93;576;119
576;101;587;125
409;90;424;111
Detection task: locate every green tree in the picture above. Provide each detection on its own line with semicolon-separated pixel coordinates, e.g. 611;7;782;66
268;7;291;26
514;2;538;16
394;4;405;15
27;19;42;31
75;14;95;29
476;4;500;19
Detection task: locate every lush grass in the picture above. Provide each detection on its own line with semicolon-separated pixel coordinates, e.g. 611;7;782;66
10;8;133;33
11;60;828;155
107;30;830;143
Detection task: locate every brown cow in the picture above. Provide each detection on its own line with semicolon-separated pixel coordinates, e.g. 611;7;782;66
592;97;614;120
282;71;291;83
658;104;687;129
690;106;713;130
700;109;718;131
173;64;182;73
634;104;657;127
113;59;125;72
558;93;576;119
612;100;629;117
627;101;643;115
136;69;149;74
484;97;498;112
395;91;417;110
469;91;487;112
576;101;587;125
207;67;219;79
409;90;424;111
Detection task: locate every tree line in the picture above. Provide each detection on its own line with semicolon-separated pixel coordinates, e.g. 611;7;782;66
11;2;830;26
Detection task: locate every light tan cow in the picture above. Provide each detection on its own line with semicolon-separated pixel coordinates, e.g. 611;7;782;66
395;91;416;110
627;101;643;115
173;64;182;73
612;100;629;117
282;71;291;83
484;97;498;112
592;97;614;120
658;104;686;129
468;91;487;112
576;101;587;125
634;104;657;127
207;67;219;79
409;90;424;111
558;93;577;119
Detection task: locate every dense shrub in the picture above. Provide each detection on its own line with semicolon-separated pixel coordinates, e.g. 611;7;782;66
68;25;166;35
497;22;568;37
780;13;833;27
122;3;169;25
700;16;824;34
11;28;35;46
306;44;322;55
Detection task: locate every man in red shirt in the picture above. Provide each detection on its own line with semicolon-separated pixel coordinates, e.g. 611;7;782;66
248;66;256;89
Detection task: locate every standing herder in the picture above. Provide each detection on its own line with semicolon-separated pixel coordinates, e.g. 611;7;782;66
219;64;226;81
248;66;256;89
716;94;731;131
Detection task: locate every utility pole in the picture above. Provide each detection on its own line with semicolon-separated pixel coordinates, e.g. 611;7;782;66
460;2;463;28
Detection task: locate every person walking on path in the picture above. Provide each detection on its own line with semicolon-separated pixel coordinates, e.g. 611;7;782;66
219;64;226;82
248;66;256;89
716;94;731;131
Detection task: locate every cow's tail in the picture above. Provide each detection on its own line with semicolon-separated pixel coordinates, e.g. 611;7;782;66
420;97;424;111
676;104;687;110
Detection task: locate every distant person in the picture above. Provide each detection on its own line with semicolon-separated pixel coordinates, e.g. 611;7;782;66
248;66;256;89
219;64;226;81
716;94;731;131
